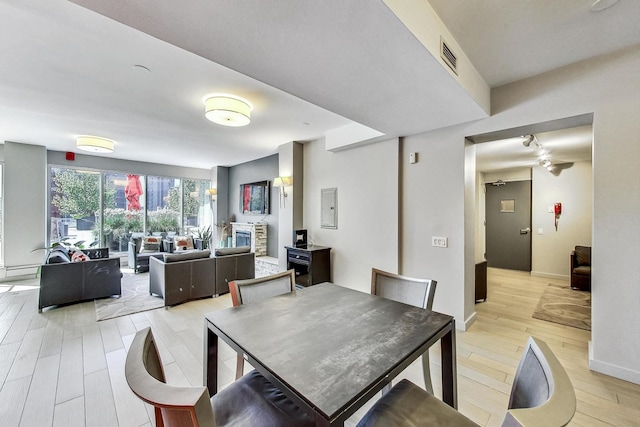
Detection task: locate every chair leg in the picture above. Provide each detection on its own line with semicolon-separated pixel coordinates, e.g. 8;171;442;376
421;352;433;395
381;383;391;396
235;355;244;380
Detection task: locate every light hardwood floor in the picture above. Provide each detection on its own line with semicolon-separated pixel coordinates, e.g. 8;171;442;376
1;267;639;426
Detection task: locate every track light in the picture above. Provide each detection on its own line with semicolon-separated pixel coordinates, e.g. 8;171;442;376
522;135;534;147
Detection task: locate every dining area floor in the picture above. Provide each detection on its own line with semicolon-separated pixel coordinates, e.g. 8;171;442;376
0;268;639;426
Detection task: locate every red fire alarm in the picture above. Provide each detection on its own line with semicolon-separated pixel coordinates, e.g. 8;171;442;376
65;152;75;161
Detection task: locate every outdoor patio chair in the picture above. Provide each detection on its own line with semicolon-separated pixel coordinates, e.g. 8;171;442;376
371;268;437;394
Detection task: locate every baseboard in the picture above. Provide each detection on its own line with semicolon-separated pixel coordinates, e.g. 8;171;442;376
589;341;640;385
530;271;569;280
456;311;477;331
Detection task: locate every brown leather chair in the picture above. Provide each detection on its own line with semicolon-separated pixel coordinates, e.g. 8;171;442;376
571;246;591;291
357;336;576;427
125;327;314;427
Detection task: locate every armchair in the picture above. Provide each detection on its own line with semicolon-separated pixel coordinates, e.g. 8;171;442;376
571;246;591;291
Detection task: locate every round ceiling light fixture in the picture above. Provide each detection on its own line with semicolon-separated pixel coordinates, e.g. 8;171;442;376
76;135;115;153
203;94;252;127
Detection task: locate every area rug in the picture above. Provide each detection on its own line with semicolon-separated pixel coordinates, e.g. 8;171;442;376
532;284;591;330
95;272;163;321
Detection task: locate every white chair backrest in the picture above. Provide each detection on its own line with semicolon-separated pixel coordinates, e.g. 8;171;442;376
371;268;437;310
230;269;296;306
502;336;576;426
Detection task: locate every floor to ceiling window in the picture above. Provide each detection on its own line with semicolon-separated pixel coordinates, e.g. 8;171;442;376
48;166;209;254
102;172;146;251
183;179;211;235
49;167;101;246
146;176;181;235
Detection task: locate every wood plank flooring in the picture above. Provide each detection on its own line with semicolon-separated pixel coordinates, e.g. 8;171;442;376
0;268;639;426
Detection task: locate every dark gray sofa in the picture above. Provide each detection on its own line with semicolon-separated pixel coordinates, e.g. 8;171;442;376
39;248;122;312
149;250;215;307
213;247;256;295
148;247;255;307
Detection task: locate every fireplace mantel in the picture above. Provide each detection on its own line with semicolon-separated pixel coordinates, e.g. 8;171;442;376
231;222;267;256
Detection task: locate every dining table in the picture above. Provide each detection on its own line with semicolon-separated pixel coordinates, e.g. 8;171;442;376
204;282;457;426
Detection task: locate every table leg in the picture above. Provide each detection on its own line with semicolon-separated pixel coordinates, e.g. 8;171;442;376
441;324;458;409
204;322;218;396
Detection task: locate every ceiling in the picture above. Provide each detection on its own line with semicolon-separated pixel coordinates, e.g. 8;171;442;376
1;0;638;170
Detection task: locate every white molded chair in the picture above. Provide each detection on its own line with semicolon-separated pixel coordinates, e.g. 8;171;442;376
229;269;297;379
371;268;437;394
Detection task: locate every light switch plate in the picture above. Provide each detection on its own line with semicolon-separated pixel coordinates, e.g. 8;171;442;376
432;236;448;247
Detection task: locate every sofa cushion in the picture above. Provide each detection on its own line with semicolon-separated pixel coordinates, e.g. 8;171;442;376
573;265;591;276
71;251;89;262
163;250;210;263
140;236;162;253
173;235;194;250
575;246;591;266
215;246;251;256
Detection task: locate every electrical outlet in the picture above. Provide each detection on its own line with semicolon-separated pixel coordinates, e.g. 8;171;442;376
432;236;448;248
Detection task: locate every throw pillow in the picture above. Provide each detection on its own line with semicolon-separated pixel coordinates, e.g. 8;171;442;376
173;235;194;250
140;236;161;253
71;251;88;262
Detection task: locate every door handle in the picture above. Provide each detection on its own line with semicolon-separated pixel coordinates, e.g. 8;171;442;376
520;227;531;234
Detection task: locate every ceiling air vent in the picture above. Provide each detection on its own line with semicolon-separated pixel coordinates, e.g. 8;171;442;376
440;37;458;75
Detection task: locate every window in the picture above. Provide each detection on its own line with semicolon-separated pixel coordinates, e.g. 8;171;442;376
146;176;181;235
49;167;101;245
102;173;145;251
48;166;209;254
183;179;211;234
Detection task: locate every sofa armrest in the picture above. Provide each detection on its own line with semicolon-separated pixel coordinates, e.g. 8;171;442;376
128;240;138;265
149;256;167;298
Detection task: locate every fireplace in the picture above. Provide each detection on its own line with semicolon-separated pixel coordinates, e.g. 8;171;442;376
231;222;267;256
236;231;251;248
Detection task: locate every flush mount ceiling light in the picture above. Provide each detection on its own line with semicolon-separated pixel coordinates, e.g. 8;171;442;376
203;94;252;127
76;136;115;153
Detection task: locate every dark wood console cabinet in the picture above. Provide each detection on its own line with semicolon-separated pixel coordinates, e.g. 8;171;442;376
286;245;331;287
475;260;487;303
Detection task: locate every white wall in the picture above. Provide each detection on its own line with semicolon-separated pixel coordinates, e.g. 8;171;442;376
303;137;399;292
402;127;472;327
407;46;639;383
3;142;47;276
532;161;592;278
302;47;637;382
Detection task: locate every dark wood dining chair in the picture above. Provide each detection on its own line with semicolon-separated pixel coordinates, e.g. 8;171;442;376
229;269;297;379
371;268;437;394
356;336;576;427
125;327;314;427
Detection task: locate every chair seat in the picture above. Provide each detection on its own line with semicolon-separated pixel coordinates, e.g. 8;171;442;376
212;370;314;427
356;379;479;427
572;265;591;276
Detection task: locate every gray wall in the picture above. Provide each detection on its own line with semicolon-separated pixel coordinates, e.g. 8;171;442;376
228;154;279;257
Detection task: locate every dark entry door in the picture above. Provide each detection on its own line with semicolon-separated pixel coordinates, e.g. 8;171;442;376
485;181;532;271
